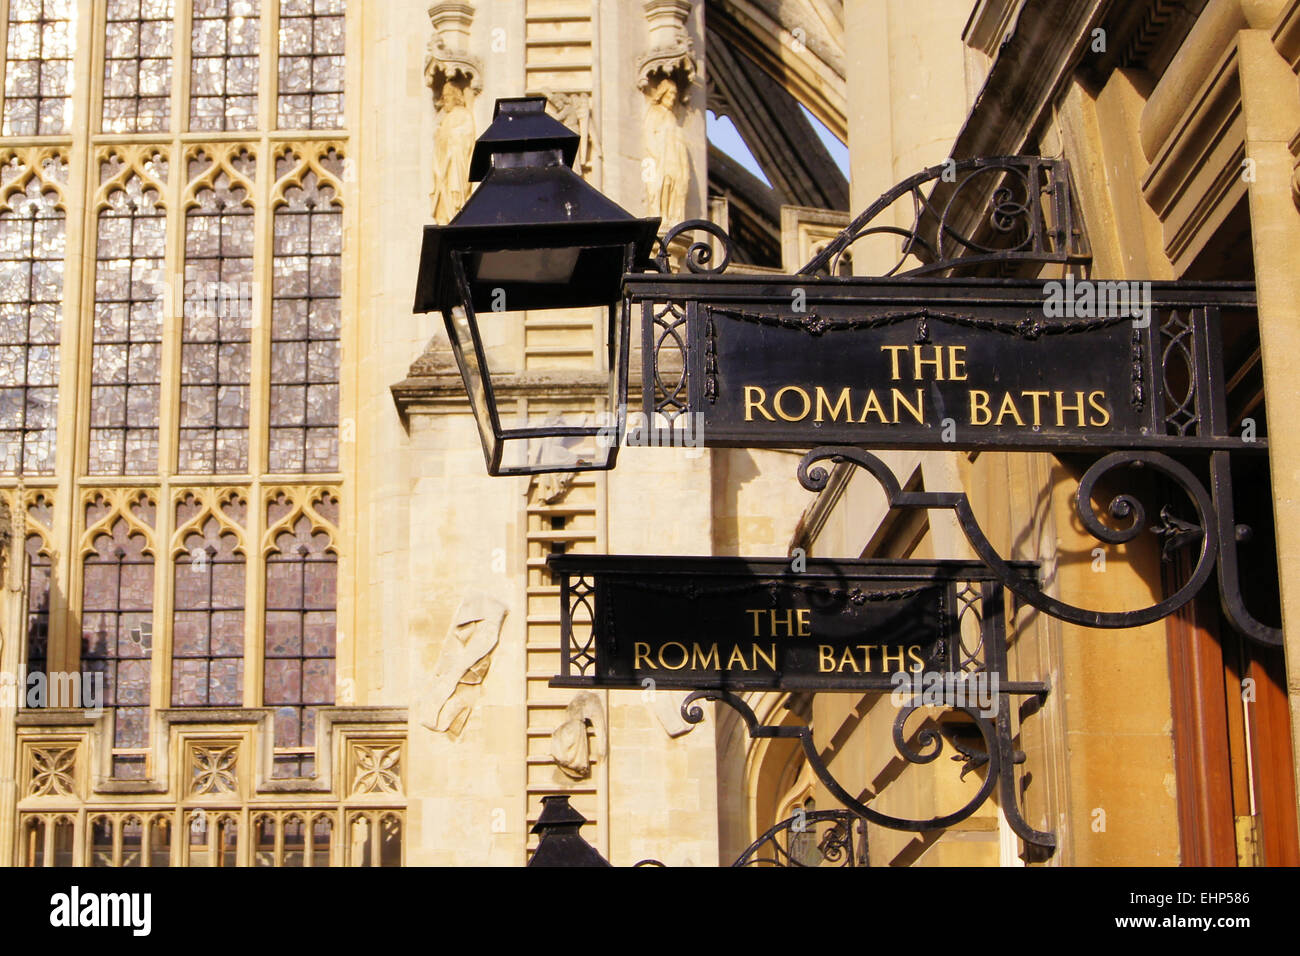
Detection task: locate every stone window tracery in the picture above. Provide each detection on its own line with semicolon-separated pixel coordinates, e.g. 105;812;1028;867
2;1;363;864
0;153;66;476
264;491;338;777
270;152;342;474
81;494;157;779
90;161;168;476
180;150;256;474
172;492;247;706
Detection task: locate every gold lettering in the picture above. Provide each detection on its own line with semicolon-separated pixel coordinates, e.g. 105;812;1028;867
881;345;908;381
634;642;656;669
769;609;795;637
995;391;1025;427
892;388;925;424
727;644;751;670
1022;390;1049;426
690;642;720;670
659;641;688;670
744;386;775;422
745;609;765;637
948;346;968;381
914;346;944;381
907;645;926;669
859;389;888;423
1055;390;1086;427
856;645;874;673
819;645;835;673
796;608;811;637
752;643;777;671
1088;390;1111;427
814;386;854;423
880;646;905;671
774;386;812;422
838;646;860;672
969;390;992;426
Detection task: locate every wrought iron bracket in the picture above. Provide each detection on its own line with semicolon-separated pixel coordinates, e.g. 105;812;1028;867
795;156;1089;278
679;587;1057;854
796;445;1280;645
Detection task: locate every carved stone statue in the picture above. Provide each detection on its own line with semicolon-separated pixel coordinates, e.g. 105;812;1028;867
643;77;689;226
545;91;600;183
549;692;607;780
431;82;476;224
422;592;508;738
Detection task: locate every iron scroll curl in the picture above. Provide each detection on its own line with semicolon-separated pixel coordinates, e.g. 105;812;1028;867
797;446;1220;630
679;690;1048;843
653;219;734;275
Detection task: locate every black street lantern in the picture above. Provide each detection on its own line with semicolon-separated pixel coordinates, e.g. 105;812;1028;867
413;96;660;475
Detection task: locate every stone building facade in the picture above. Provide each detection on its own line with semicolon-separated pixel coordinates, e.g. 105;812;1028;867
1;0;1298;866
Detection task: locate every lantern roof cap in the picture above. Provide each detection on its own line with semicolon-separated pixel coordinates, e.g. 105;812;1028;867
469;96;579;182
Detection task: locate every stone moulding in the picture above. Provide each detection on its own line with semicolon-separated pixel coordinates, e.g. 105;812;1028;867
426;0;482;100
14;707;407;799
638;0;698;97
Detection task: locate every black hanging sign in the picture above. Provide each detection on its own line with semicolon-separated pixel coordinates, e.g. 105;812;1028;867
547;555;1034;692
627;277;1258;454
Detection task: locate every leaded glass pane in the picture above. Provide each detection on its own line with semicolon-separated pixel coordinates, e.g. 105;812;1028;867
180;163;254;473
0;172;62;475
270;170;340;473
103;0;175;133
24;535;51;689
2;0;76;135
277;0;344;130
264;513;334;777
171;504;245;706
82;513;154;779
190;0;260;131
90;176;164;476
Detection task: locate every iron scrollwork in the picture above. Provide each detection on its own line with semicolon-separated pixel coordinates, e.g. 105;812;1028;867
732;809;866;867
796;446;1279;645
653;219;735;275
797;155;1089;278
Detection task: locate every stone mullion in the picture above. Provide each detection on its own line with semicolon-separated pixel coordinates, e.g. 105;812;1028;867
150;134;188;768
244;102;274;713
0;0;10;124
41;813;54;865
0;497;23;865
258;0;277;135
169;0;190;139
335;0;360;708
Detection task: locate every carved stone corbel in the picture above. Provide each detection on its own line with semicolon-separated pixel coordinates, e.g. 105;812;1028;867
637;0;697;97
426;1;482;100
